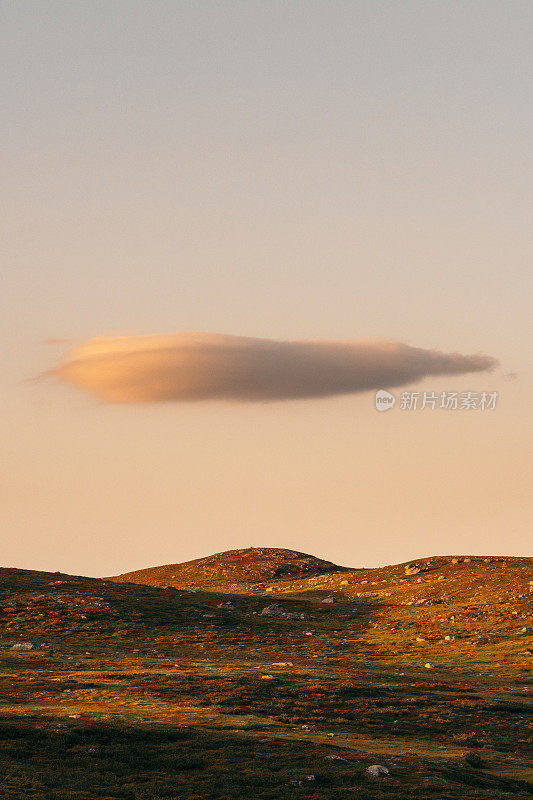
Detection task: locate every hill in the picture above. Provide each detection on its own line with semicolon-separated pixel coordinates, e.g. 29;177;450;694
0;550;532;799
110;546;347;591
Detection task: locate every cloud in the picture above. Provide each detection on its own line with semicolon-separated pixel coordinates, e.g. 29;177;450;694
49;332;498;403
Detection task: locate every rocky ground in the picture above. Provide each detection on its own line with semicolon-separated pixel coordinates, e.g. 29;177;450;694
0;548;531;798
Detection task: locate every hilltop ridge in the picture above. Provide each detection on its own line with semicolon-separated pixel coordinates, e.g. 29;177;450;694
109;546;347;591
108;547;533;606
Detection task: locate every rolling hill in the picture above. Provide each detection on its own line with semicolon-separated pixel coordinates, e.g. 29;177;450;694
109;546;347;591
0;548;532;799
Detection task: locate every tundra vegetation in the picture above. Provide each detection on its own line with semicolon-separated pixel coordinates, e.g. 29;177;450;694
0;548;531;798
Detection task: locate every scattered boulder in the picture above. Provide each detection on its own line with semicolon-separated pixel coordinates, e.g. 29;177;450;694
260;604;285;616
416;598;443;606
367;764;390;777
424;662;436;669
405;563;431;575
288;775;315;787
11;642;34;651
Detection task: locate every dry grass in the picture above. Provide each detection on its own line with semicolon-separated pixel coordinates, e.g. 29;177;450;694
0;553;532;798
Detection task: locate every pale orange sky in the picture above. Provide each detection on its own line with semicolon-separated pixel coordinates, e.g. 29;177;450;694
1;2;532;575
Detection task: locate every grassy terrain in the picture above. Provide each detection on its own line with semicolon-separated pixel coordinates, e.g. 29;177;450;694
0;551;532;798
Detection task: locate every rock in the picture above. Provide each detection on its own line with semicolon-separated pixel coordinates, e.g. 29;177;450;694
367;764;390;776
322;596;337;604
260;674;274;680
519;627;533;635
424;662;436;669
68;714;81;719
416;598;443;606
217;602;235;610
11;642;34;651
272;661;293;666
260;604;285;616
340;580;349;586
202;613;216;618
288;775;315;787
444;635;456;641
326;754;348;762
416;637;428;643
405;563;428;575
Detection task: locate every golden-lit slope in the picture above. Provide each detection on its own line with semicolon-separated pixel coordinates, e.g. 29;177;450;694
109;548;532;609
1;552;532;798
109;546;347;591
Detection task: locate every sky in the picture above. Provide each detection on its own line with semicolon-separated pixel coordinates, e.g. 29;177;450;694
2;1;532;576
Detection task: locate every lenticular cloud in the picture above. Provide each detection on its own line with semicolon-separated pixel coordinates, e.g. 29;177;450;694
50;332;497;403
